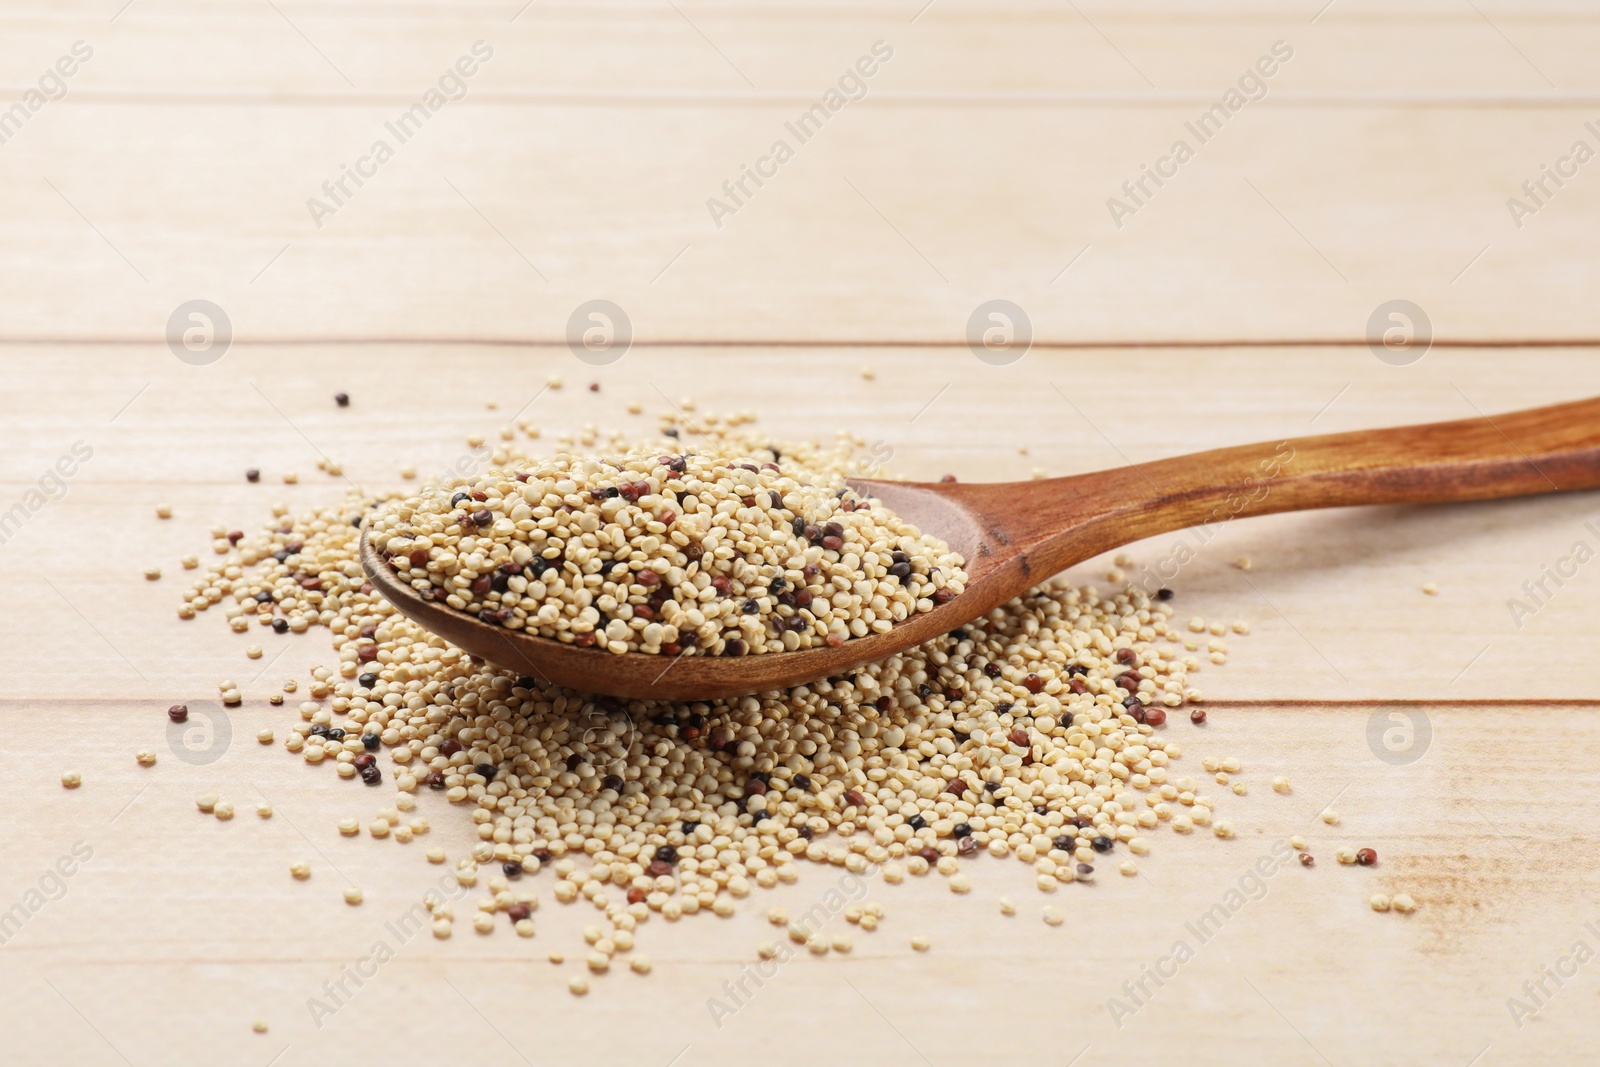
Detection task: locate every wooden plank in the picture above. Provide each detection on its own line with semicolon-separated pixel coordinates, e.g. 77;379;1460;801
2;344;1597;702
0;695;1592;1065
1;100;1598;343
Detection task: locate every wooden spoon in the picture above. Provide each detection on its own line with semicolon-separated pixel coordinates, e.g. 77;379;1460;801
361;395;1600;702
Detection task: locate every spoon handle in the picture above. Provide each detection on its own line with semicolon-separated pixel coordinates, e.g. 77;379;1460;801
1001;395;1600;578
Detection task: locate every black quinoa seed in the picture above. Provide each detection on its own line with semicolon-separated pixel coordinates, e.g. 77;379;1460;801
1092;836;1114;853
907;814;926;830
361;732;380;751
503;861;524;878
474;763;497;780
272;619;289;634
334;392;350;407
358;672;377;688
1156;587;1174;600
953;823;973;838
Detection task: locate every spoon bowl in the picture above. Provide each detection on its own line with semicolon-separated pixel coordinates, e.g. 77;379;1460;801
362;395;1600;701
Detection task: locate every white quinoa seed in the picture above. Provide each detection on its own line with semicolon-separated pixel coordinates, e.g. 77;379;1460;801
196;793;219;813
290;862;311;880
630;955;652;974
169;410;1268;964
368;445;967;658
135;749;157;767
156;505;173;519
256;802;272;818
1369;893;1391;912
144;566;161;581
252;1020;268;1034
214;801;234;820
432;919;453;939
1322;808;1341;825
998;896;1016;916
343;887;363;905
1042;906;1063;926
1272;776;1291;794
568;975;589;996
1392;893;1418;913
910;935;931;951
61;770;82;789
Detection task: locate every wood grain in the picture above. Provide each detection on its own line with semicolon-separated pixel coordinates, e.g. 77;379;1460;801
4;3;1600;1064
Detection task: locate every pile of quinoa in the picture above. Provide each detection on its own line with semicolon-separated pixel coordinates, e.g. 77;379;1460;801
170;409;1330;986
365;446;966;656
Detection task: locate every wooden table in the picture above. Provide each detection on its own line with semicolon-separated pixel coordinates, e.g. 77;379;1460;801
3;4;1597;1065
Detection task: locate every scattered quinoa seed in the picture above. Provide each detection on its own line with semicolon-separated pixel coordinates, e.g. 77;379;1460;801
61;770;82;789
343;887;363;905
910;935;931;951
1369;893;1391;912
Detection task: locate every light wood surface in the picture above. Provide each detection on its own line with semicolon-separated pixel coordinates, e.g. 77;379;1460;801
4;4;1600;1067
